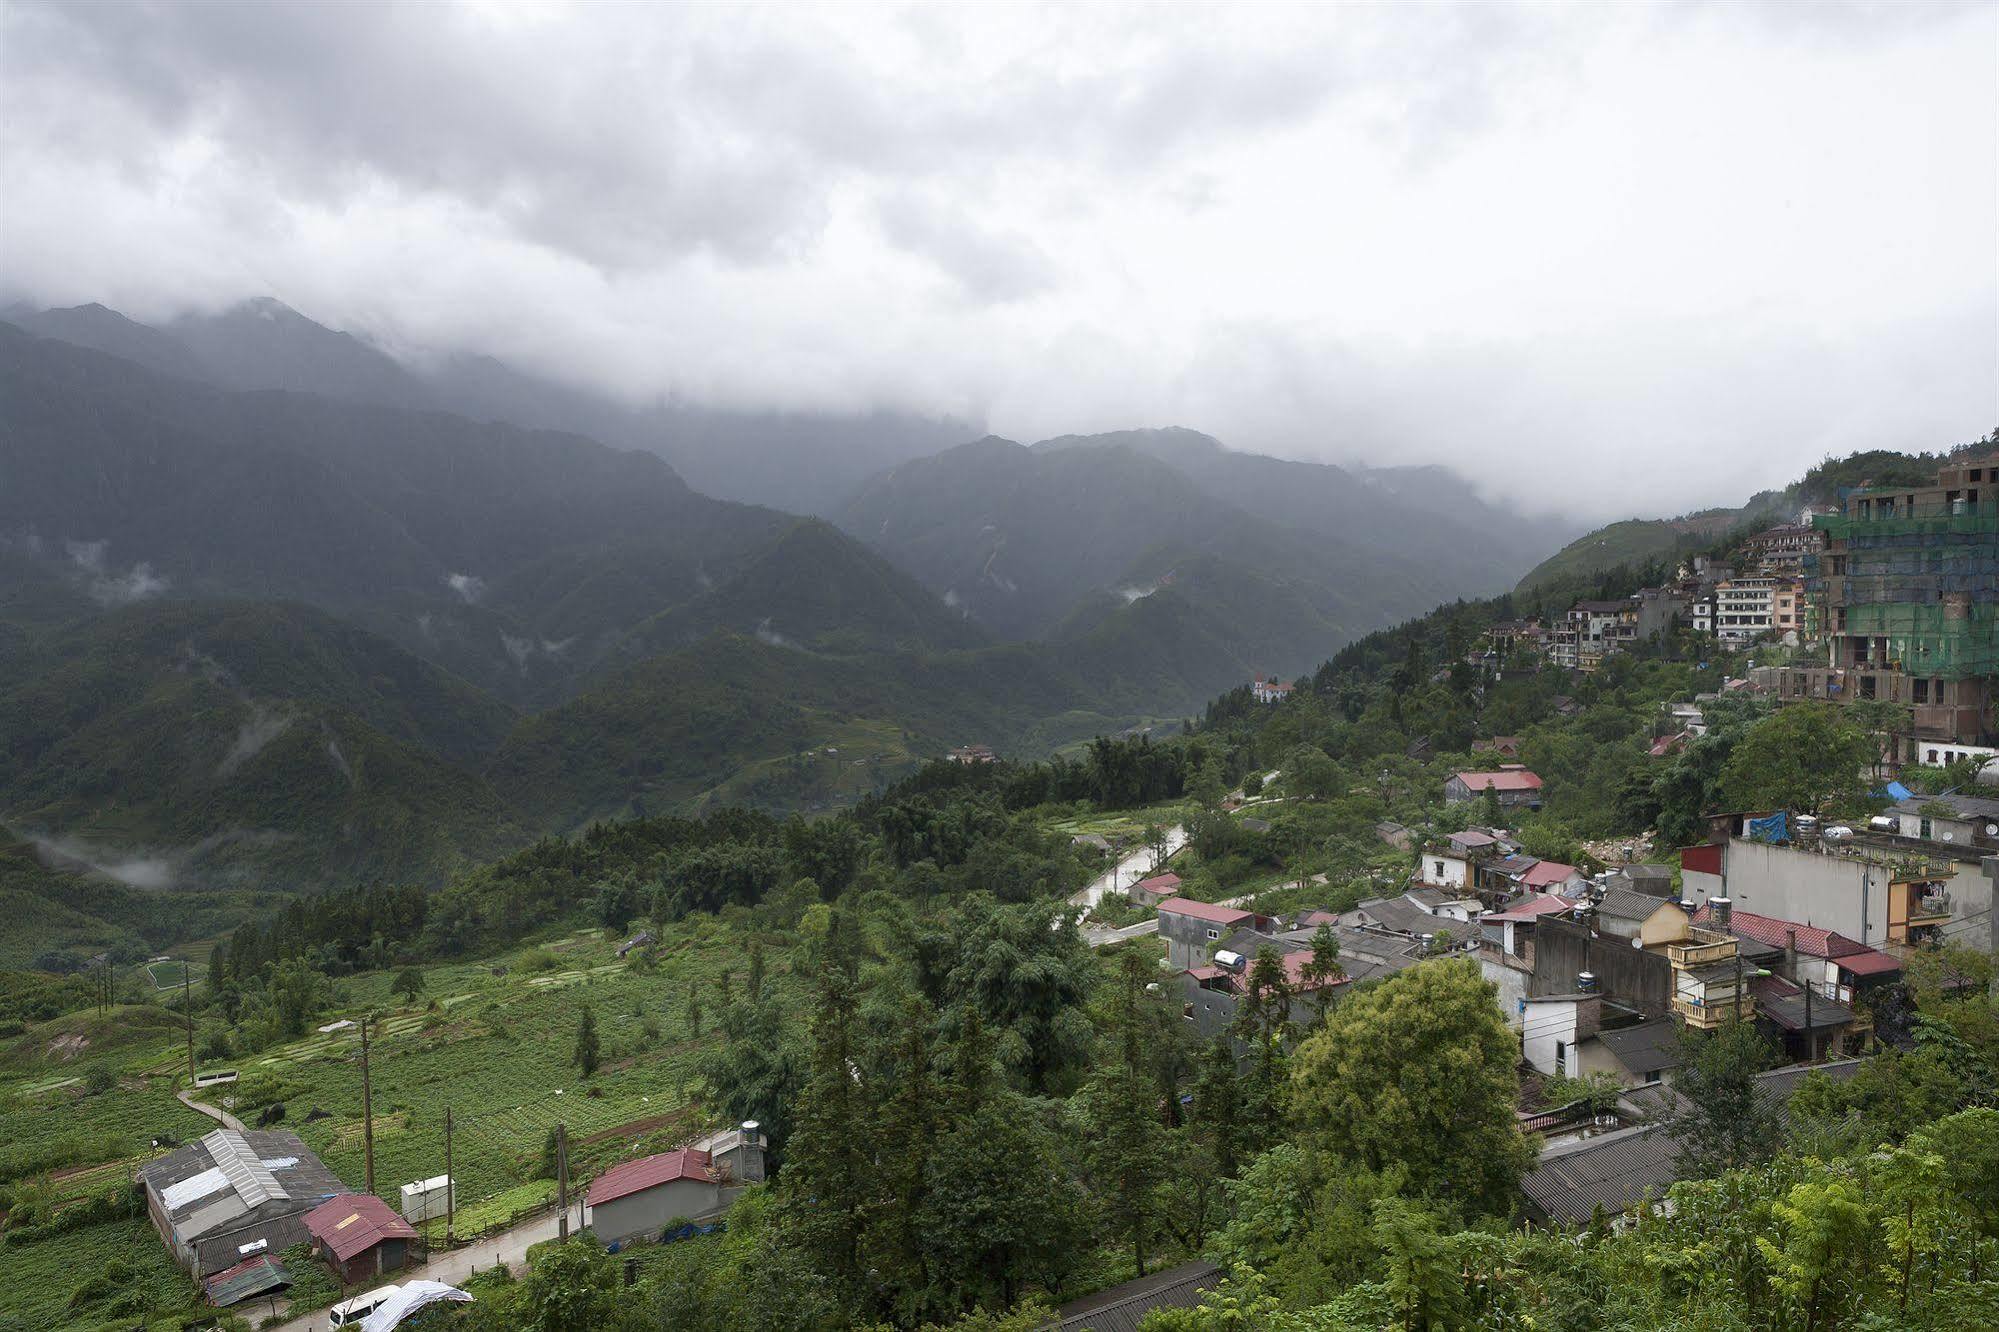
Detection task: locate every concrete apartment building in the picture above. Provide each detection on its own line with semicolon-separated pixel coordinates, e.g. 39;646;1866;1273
1777;454;1999;765
1712;575;1801;644
1743;520;1826;576
1678;830;1997;956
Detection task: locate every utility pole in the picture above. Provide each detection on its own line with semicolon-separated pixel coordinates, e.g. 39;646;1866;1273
361;1015;376;1195
1803;982;1815;1063
182;967;195;1084
444;1106;455;1243
555;1123;570;1241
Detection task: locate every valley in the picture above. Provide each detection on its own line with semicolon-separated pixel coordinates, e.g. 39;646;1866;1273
0;303;1574;967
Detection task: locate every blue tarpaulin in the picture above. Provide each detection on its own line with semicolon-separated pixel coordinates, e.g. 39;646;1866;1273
1883;781;1914;802
1746;811;1788;844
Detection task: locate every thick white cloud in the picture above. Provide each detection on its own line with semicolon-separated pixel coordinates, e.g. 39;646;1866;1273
0;0;1991;515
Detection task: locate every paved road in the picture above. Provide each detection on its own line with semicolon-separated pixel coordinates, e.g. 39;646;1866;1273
264;1205;582;1332
1068;771;1280;913
1083;918;1160;949
176;1087;246;1132
1069;826;1187;910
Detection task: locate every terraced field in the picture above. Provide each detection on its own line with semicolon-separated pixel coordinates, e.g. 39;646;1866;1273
0;920;784;1323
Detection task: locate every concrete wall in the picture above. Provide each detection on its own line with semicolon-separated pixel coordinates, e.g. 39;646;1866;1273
1523;996;1599;1078
1482;957;1527;1029
1692;839;1996;952
1419;853;1469;888
591;1177;723;1248
1160;914;1228;971
1530;917;1672;1016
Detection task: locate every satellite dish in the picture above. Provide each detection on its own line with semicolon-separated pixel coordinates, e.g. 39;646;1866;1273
1986;824;1998;837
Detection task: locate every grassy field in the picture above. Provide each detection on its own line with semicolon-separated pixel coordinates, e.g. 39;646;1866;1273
0;919;784;1324
0;1213;210;1332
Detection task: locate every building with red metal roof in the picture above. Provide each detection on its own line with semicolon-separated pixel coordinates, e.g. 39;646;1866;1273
1444;768;1545;810
303;1193;417;1285
585;1146;745;1248
1156;897;1267;969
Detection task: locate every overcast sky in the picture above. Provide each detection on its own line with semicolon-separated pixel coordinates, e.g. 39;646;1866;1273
2;0;1993;516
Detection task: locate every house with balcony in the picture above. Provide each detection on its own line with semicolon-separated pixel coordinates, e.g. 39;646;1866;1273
1666;922;1749;1030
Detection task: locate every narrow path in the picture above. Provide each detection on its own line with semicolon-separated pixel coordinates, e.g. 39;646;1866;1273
1068;826;1187;910
176;1087;246;1132
265;1208;574;1332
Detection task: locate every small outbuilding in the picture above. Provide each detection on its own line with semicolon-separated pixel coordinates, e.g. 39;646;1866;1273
304;1193;418;1285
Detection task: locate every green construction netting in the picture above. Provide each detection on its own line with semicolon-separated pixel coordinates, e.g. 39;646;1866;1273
1841;601;1999;679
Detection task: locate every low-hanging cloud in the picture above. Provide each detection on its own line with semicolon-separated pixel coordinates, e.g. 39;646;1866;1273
0;1;1991;517
65;538;170;605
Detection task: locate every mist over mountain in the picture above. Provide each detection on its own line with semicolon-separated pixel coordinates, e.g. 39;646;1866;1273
837;430;1570;650
4;298;974;518
1;298;1583;915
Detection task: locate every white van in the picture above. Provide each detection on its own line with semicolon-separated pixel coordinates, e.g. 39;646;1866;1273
328;1285;401;1328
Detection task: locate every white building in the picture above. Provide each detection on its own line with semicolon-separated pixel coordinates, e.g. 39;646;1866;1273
1713;577;1780;643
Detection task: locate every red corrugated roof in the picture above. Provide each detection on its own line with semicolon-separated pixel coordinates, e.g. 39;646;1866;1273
1487;894;1570;923
1280;950;1350;993
1519;861;1580;888
1156;897;1255;925
585;1147;713;1207
1690;904;1867;960
1838;950;1904;977
1451;770;1544;793
1134;872;1182;893
303;1194;417;1263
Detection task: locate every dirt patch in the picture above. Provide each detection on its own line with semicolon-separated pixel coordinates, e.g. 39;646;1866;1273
577;1108;691;1148
330;1110;409;1148
47;1033;89;1060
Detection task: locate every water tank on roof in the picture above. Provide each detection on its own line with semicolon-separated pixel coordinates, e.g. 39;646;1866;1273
1214;950;1246;972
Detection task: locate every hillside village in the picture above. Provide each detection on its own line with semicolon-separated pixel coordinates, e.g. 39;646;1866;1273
0;448;1993;1331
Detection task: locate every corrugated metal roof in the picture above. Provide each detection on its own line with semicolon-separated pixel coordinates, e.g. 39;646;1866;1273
204;1254;291;1307
304;1193;418;1262
586;1147;714;1206
160;1165;230;1212
209;1129;288;1210
1156;897;1255;925
1053;1261;1220;1332
1595;1019;1681;1075
1525;1060;1865;1224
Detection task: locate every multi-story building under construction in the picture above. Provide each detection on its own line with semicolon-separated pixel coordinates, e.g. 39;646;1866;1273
1777;454;1999;765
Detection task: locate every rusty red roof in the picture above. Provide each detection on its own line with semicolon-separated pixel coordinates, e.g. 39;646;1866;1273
303;1194;417;1263
1487;894;1570;923
585;1147;713;1207
1156;897;1255;926
1691;904;1869;960
1518;861;1580;889
1837;950;1904;977
1451;770;1544;793
1134;872;1183;893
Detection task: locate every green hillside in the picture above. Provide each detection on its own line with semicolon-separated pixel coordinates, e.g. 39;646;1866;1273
1513;516;1715;593
0;602;531;909
611;517;990;661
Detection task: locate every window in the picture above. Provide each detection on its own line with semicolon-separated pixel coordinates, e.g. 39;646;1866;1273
1433;860;1446;878
1914;678;1930;704
1206;928;1220;940
1554;1039;1567;1077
